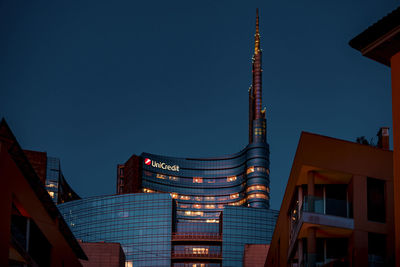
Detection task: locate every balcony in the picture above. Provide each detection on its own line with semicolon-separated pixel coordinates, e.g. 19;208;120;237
171;251;222;260
172;233;222;242
288;196;354;259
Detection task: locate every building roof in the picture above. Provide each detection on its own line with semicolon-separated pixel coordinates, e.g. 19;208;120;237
0;118;87;260
349;6;400;66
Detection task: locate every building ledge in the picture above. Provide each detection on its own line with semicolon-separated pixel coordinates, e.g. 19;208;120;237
288;212;354;258
172;233;222;242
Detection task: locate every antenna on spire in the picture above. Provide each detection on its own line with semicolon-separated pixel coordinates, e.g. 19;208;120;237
254;8;260;54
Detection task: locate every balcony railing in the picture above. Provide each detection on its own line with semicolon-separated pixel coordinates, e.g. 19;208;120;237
171;251;222;259
172;233;222;241
289;196;353;257
302;196;352;218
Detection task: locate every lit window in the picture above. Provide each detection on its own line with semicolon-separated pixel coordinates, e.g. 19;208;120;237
169;176;179;181
246;167;255;175
205;205;215;209
228;198;246;206
206;219;219;223
143;188;155;193
218;204;224;209
170;193;178;199
193;177;203;183
248;193;268;200
193;247;209;254
230;193;239;199
204;196;215;201
180;195;190;200
48;191;55;197
193;204;202;209
184;210;203;216
227;176;237;182
246;185;267;193
156;174;166;179
194;196;203;201
47;183;57;188
180;204;190;209
256;167;267;173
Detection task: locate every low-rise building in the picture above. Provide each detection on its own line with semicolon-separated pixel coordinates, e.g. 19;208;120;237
265;131;394;267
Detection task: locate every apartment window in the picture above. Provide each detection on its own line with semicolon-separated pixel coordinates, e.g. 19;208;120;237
367;177;385;222
368;233;386;265
326;238;347;259
325;184;347;217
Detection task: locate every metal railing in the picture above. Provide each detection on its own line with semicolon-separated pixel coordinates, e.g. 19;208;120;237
172;232;222;241
171;251;222;258
302;196;352;218
289;196;352;248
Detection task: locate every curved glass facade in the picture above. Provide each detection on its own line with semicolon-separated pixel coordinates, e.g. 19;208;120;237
141;141;270;223
59;11;276;267
58;193;173;267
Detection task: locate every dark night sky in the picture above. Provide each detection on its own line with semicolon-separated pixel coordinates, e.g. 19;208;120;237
1;1;397;210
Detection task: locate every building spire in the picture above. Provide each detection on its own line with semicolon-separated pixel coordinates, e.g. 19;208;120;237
255;8;260;55
253;8;262;120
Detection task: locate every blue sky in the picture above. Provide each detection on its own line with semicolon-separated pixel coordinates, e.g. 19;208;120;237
1;0;397;210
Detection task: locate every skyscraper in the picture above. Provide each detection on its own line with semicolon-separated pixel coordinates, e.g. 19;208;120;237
61;10;278;267
117;9;270;217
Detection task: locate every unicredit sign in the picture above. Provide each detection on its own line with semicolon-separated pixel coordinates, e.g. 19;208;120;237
144;158;180;172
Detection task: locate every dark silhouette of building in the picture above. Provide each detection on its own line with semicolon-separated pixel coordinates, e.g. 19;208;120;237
349;6;400;266
0;118;87;266
78;242;126;267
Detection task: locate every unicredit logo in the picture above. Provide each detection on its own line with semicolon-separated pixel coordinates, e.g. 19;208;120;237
144;158;180;172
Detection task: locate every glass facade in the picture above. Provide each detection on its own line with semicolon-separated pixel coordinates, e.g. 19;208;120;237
141;142;270;225
59;193;173;267
222;206;278;267
45;156;60;202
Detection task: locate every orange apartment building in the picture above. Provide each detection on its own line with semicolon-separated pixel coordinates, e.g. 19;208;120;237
349;6;400;266
265;131;394;266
